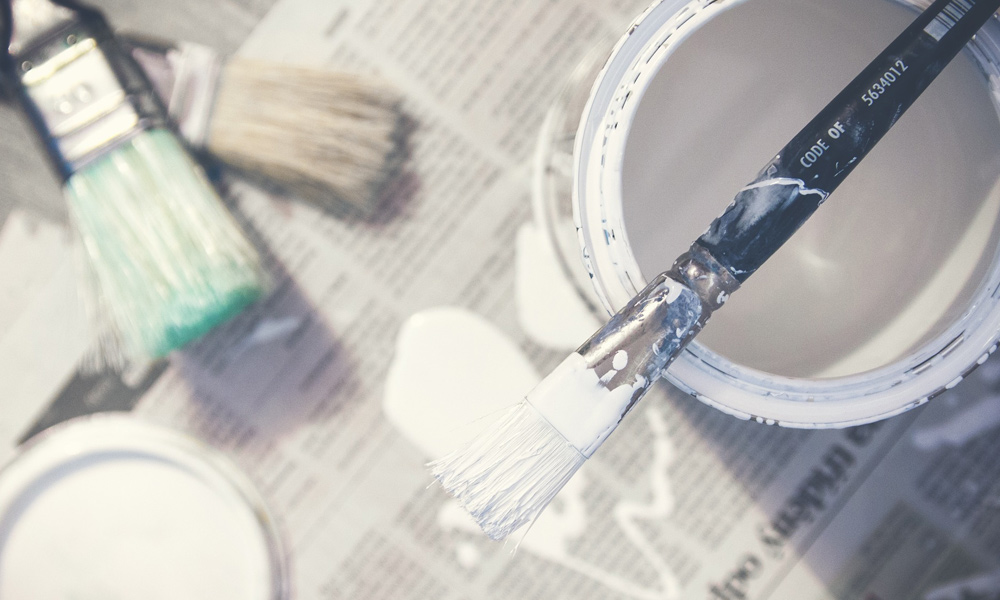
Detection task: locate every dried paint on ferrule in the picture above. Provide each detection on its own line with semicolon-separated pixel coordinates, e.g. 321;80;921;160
670;243;742;317
531;259;724;457
578;270;705;396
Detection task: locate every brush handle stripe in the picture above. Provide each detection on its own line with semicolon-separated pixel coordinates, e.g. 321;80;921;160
697;0;1000;282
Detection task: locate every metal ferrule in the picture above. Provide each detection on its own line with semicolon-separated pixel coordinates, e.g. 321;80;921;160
576;242;740;413
122;35;221;147
7;0;167;179
576;271;703;409
669;242;742;324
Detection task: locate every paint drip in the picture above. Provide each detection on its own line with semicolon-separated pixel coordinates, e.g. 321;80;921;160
382;307;538;458
384;308;684;599
515;222;601;349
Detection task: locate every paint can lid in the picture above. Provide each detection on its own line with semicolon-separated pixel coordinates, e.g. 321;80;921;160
0;414;286;600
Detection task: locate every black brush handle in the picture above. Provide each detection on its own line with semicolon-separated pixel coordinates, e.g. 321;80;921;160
0;1;11;97
697;0;1000;282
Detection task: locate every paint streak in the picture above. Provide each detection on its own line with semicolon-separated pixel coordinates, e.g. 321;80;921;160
515;222;601;349
739;177;828;201
436;407;681;600
225;317;303;361
697;176;829;279
610;408;681;599
384;308;682;598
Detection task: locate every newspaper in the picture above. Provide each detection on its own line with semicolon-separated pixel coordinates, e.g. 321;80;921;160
0;210;88;464
2;0;999;598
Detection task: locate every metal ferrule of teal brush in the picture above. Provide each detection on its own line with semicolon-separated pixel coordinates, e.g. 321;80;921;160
2;0;266;362
7;0;166;174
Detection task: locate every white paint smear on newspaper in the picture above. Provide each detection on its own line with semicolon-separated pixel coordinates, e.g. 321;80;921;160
383;307;681;599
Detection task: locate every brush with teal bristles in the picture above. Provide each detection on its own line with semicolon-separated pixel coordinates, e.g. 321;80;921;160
1;0;266;364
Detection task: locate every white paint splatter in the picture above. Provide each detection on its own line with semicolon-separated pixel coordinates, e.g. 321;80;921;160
722;178;829;237
613;350;629;370
738;177;828;198
455;542;481;569
225;317;302;361
515;222;602;350
663;281;684;304
435;408;681;600
611;409;680;599
384;308;682;600
382;308;539;458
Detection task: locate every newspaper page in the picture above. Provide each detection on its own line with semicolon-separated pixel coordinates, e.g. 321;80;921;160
0;210;170;462
0;0;989;598
0;210;88;464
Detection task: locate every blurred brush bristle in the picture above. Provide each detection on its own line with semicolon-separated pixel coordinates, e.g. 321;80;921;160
66;129;266;364
429;401;586;541
208;58;407;216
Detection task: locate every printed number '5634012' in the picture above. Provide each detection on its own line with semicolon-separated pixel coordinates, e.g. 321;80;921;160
861;59;908;106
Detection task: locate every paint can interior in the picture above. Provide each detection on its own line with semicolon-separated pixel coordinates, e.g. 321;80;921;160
535;0;1000;426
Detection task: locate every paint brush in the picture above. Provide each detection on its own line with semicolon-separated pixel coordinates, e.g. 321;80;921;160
431;0;1000;540
120;36;408;218
1;0;267;364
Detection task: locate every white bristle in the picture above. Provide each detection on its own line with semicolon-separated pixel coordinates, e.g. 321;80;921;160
430;401;586;541
207;58;406;215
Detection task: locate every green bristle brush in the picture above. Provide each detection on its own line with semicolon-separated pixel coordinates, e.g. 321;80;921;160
1;0;267;363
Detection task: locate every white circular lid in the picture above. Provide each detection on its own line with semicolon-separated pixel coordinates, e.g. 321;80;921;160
0;414;286;600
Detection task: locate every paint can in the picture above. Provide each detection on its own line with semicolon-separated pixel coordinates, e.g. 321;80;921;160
536;0;1000;426
0;415;287;599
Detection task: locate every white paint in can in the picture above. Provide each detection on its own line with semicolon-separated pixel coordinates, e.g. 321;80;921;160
571;0;1000;426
